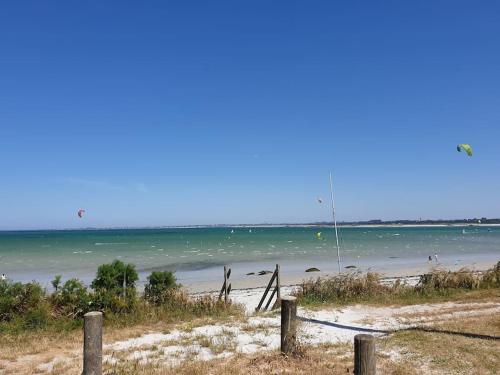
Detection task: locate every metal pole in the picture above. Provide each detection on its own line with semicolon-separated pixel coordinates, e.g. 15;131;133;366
330;172;341;273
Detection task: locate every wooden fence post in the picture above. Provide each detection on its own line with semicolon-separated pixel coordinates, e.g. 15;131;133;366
280;296;297;355
256;264;281;312
354;334;376;375
275;264;281;302
83;311;103;375
218;266;231;302
223;265;228;302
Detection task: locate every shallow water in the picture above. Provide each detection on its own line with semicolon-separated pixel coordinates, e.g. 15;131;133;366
0;226;499;288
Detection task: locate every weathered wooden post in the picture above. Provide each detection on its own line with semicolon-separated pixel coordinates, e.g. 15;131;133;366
223;265;228;303
354;334;376;375
83;311;103;375
218;265;231;302
280;296;297;355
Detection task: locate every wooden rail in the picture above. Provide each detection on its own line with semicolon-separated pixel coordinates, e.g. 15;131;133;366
255;264;281;312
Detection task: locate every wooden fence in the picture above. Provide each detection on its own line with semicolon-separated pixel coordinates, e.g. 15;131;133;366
255;263;281;312
81;266;376;375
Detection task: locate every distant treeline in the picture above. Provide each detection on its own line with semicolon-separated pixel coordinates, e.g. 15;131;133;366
330;218;500;225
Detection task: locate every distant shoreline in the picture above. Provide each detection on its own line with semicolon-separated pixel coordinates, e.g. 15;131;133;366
2;222;500;232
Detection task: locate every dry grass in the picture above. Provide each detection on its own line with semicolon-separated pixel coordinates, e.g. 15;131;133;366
2;305;499;374
102;342;435;375
393;301;500;321
383;330;500;374
381;312;500;374
295;263;500;308
103;343;350;375
0;315;245;375
427;312;500;337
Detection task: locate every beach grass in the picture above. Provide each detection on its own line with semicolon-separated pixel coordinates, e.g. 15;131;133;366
293;262;500;308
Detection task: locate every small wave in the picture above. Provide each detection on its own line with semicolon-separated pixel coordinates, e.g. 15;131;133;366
94;242;129;246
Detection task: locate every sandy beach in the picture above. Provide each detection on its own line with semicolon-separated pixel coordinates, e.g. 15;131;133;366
181;259;497;293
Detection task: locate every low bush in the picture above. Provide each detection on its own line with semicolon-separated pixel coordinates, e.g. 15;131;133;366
90;260;139;313
0;281;47;322
92;288;138;313
51;278;92;318
145;271;179;305
91;260;138;294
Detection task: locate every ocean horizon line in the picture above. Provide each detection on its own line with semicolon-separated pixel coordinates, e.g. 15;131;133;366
1;219;500;233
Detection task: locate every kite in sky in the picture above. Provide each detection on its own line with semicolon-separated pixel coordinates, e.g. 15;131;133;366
457;144;473;157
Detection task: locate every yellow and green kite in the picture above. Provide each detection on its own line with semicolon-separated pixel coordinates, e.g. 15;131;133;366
456;144;473;157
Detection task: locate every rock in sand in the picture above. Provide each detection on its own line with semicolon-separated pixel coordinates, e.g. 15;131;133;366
305;267;320;272
258;270;273;276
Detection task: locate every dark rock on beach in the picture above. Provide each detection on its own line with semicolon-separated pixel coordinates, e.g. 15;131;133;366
305;267;320;272
258;270;273;275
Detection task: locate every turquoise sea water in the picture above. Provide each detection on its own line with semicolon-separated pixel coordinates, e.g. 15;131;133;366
0;226;499;288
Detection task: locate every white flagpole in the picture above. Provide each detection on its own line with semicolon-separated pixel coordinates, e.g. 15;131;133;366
329;172;341;273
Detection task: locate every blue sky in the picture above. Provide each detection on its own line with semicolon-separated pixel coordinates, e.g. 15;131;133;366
1;1;499;230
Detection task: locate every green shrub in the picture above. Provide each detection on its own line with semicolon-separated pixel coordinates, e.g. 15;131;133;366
92;288;138;313
91;260;138;295
90;260;139;313
52;278;92;318
24;305;50;329
0;280;46;322
145;271;178;304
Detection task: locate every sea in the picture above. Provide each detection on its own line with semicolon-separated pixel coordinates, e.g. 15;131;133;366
0;226;499;291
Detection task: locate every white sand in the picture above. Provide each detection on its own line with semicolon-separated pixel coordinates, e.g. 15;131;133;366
101;287;500;369
23;292;499;373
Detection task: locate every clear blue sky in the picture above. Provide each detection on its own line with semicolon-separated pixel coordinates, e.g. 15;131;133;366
1;1;499;230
